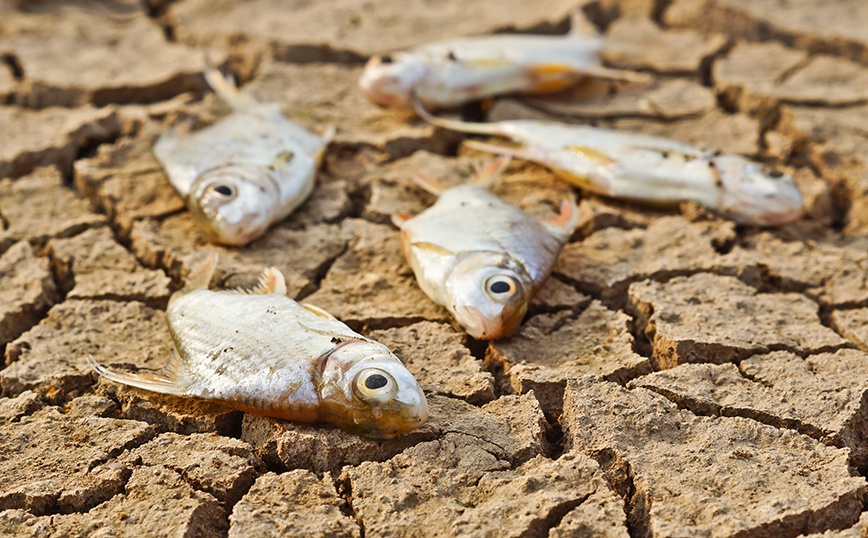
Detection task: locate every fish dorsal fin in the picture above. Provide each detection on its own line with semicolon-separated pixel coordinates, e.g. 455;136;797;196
232;267;287;295
302;303;337;320
203;63;259;110
297;322;373;344
87;354;187;396
410;242;454;256
170;253;219;306
471;156;512;187
567;8;600;37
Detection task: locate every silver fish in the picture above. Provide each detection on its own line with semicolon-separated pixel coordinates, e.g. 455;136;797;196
359;12;648;109
154;67;333;246
88;256;427;439
413;97;803;226
392;158;578;339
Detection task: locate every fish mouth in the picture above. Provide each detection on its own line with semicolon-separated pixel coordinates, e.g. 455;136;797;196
359;76;411;107
455;305;523;340
750;206;803;227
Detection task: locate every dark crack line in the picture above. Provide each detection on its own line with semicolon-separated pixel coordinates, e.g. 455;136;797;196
334;473;366;538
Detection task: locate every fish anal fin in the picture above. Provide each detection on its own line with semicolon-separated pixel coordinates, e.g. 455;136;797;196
87;355;187;396
410;241;454;256
302;303;338;320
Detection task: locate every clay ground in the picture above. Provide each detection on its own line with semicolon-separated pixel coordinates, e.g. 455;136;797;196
2;0;868;536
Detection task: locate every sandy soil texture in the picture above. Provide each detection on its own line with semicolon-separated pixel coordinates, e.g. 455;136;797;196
3;0;868;536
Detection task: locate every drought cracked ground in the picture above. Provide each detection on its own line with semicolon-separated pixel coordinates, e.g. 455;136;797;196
2;0;868;536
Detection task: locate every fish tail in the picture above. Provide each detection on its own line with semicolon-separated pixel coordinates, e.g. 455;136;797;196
585;65;654;84
412;92;504;136
87;354;187;396
203;62;259;110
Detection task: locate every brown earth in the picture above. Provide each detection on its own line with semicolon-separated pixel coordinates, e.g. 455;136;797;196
2;0;868;536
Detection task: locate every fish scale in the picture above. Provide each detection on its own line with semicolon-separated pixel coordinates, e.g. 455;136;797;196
89;258;427;439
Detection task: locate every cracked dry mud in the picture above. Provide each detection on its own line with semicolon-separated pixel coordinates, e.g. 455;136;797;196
2;0;868;537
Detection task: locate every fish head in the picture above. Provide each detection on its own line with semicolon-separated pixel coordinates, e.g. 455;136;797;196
714;155;804;226
189;164;281;246
445;252;533;340
359;52;429;108
318;341;428;439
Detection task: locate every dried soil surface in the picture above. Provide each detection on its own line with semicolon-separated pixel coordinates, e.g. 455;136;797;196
2;0;868;537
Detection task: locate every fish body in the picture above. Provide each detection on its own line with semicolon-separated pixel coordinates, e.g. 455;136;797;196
359;33;642;109
413;101;804;226
89;258;427;439
154;67;332;246
393;160;577;339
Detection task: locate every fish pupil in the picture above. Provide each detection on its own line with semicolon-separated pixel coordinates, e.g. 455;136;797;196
490;280;511;294
769;170;784;179
214;184;234;196
365;374;388;390
380;54;393;64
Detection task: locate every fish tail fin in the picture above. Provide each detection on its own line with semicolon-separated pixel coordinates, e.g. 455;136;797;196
87;354;188;396
412;92;503;137
585;65;654;84
463;139;542;163
203;61;259;110
471;155;512;187
230;267;288;295
542;191;580;237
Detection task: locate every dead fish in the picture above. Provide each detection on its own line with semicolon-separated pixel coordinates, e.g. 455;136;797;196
154;66;334;246
413;97;803;226
359;14;648;109
88;256;427;440
392;157;578;339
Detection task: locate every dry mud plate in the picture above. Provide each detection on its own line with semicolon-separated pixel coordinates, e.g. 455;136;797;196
3;0;868;537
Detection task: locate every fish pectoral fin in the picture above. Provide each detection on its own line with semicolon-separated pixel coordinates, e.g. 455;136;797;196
410;241;454;256
318;124;337;145
541;192;580;236
87;355;187;396
391;213;415;228
301;303;338;320
233;267;288;295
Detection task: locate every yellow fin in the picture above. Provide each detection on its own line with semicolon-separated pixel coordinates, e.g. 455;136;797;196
231;267;287;295
302;303;337;320
568;146;615;166
411;242;454;256
87;354;187;396
271;150;296;170
550;167;604;193
527;64;583;93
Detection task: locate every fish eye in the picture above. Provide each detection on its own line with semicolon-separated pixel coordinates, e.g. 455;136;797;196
353;368;398;404
768;170;785;179
206;183;236;199
380;54;393;64
485;275;519;301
